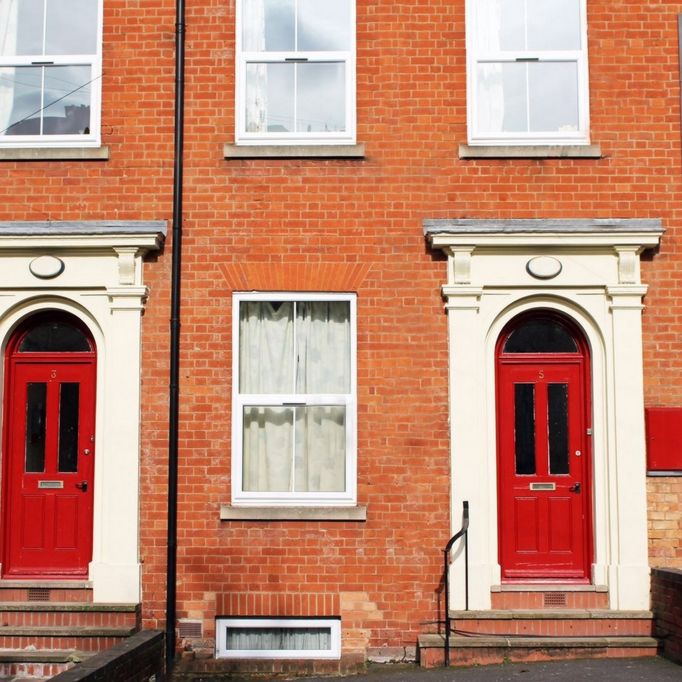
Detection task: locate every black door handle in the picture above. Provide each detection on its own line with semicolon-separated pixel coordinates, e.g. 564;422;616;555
75;481;88;492
569;482;581;494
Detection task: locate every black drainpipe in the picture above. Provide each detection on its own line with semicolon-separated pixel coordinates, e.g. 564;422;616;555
166;0;185;670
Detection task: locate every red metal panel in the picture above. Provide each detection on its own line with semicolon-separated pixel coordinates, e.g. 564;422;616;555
645;407;682;472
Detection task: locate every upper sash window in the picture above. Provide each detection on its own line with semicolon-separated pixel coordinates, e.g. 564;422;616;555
236;0;356;146
0;0;102;148
466;0;590;146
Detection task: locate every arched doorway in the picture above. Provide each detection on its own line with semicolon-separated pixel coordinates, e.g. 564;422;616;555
2;312;96;578
496;311;592;582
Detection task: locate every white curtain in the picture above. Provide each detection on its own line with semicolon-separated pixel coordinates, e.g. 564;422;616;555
226;625;332;651
0;0;18;134
240;301;349;493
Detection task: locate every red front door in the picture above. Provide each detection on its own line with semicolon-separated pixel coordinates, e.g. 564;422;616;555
3;326;96;578
497;317;592;581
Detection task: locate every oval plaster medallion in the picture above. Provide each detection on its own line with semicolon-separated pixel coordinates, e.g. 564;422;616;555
29;255;65;279
526;256;562;280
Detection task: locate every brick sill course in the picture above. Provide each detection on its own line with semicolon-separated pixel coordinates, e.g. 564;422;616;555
224;143;365;159
0;147;110;161
220;505;367;521
459;144;602;159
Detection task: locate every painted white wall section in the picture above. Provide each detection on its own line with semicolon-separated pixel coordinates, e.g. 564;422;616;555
425;219;662;611
0;222;165;603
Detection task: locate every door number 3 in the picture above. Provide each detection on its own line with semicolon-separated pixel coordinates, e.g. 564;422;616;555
50;369;57;379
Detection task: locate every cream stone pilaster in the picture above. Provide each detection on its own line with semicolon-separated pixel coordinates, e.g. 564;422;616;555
442;285;492;609
89;287;148;603
606;285;650;609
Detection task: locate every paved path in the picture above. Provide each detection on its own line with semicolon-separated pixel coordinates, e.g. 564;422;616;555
172;656;682;681
298;658;682;682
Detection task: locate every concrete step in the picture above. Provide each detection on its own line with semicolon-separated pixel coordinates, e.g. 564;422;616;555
0;626;135;653
0;603;139;629
0;650;90;679
490;585;609;609
418;633;659;668
448;610;653;637
0;582;92;604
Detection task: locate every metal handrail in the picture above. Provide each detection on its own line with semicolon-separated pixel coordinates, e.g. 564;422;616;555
442;500;469;666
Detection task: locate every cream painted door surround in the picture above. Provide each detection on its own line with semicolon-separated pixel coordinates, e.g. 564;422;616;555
0;221;165;603
425;219;663;610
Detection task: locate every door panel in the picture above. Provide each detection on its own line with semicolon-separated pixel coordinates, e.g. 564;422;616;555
498;359;591;580
4;357;95;578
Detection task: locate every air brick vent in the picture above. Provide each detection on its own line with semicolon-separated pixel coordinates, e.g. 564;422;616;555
544;592;567;607
178;620;203;638
27;588;50;602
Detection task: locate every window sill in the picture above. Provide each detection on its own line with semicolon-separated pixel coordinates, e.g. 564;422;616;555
458;144;602;160
223;143;365;160
0;146;110;162
220;504;367;522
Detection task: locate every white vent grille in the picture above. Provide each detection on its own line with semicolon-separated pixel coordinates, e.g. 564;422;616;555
544;592;567;607
178;620;203;638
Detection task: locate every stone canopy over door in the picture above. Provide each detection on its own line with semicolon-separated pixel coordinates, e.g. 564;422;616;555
425;219;663;611
0;221;165;603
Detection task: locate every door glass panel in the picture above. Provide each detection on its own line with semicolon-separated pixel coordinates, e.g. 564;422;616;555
25;383;47;473
58;383;79;473
504;318;578;353
548;383;569;474
18;320;91;352
514;383;536;475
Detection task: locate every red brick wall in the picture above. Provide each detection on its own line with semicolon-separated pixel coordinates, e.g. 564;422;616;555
3;0;682;667
648;478;682;569
142;0;682;663
651;568;682;663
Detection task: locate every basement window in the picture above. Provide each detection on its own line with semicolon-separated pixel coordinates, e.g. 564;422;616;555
216;617;341;659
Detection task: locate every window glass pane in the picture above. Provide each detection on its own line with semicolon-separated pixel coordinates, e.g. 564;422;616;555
46;0;98;55
297;62;346;133
243;0;294;51
43;65;91;135
58;383;79;473
19;320;91;352
295;406;345;492
0;0;44;57
239;302;294;393
226;626;332;651
528;61;578;133
242;406;294;492
245;62;294;133
504;319;578;353
25;383;47;473
0;66;42;136
476;0;525;52
548;383;569;475
298;0;349;51
295;301;350;393
527;0;580;51
515;383;535;475
476;62;527;134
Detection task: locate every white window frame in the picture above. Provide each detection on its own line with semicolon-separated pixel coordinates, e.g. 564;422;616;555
232;292;357;506
0;0;103;148
466;0;590;146
216;617;341;659
234;0;356;146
